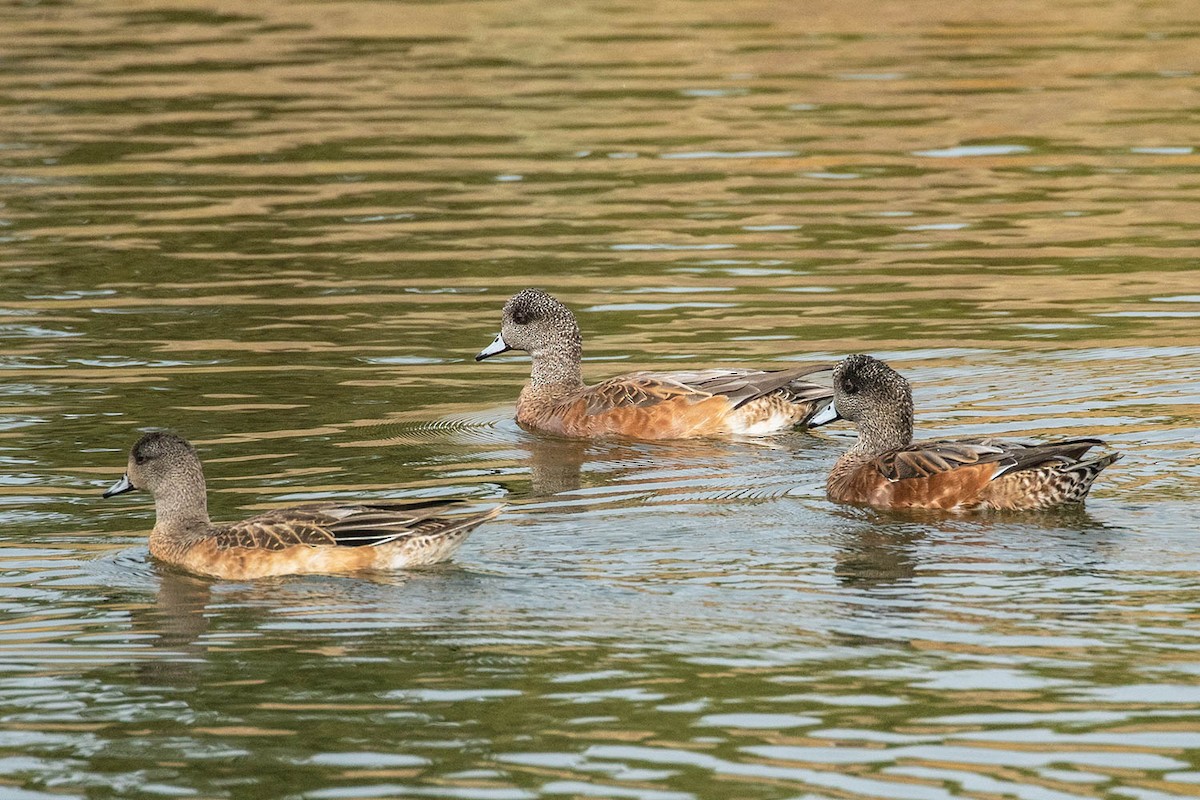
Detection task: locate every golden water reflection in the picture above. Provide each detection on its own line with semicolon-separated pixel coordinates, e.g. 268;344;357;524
1;0;1199;798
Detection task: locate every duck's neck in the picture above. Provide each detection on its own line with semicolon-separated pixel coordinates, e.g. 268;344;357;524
528;337;584;394
517;343;585;428
849;412;913;459
150;464;211;540
829;410;913;495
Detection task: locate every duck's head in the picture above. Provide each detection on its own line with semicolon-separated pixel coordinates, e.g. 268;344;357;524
475;288;581;362
831;354;914;441
103;430;202;499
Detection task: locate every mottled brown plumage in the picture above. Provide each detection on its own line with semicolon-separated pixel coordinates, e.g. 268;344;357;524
476;289;835;439
103;431;502;579
823;355;1120;511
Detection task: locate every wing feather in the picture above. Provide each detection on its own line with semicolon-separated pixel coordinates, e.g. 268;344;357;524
582;365;833;414
875;437;1107;482
213;499;493;550
583;375;708;415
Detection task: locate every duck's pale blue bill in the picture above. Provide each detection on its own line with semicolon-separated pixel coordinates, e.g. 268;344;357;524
475;333;511;361
808;402;841;427
102;474;135;498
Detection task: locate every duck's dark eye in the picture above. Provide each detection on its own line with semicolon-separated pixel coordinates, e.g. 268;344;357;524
843;378;859;395
512;308;534;325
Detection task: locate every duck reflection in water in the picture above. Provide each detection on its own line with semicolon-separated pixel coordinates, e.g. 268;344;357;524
829;503;1126;595
516;433;792;511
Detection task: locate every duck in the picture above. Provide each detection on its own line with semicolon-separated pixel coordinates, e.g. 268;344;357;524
102;431;502;579
813;354;1121;511
475;288;836;439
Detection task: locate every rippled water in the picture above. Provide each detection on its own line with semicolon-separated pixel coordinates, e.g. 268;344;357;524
3;0;1200;797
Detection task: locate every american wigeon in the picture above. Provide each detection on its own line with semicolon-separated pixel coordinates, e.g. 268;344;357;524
813;354;1121;511
103;431;501;579
475;289;835;439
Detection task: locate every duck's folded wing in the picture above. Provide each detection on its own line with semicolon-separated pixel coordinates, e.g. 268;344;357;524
582;374;712;414
214;499;482;550
875;437;1108;482
584;366;832;414
669;365;834;408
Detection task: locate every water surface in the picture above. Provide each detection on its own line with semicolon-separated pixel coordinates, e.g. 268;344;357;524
2;0;1199;798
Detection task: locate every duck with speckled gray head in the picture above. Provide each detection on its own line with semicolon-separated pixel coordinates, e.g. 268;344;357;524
819;354;1120;511
475;288;838;440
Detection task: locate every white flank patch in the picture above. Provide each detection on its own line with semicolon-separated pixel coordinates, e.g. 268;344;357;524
729;410;794;436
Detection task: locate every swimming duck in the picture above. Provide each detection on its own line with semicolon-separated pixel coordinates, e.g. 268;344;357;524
475;288;835;439
103;431;501;579
812;354;1120;511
